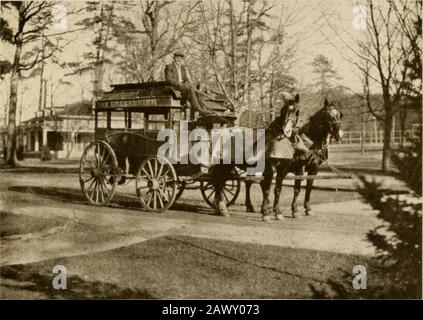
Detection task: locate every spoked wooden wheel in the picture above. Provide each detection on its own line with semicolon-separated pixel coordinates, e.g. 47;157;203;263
200;166;241;208
79;140;119;206
135;156;177;213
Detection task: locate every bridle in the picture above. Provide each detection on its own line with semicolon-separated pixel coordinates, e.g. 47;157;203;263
326;106;342;139
280;103;299;138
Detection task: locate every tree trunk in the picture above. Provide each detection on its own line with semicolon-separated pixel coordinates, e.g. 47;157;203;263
228;0;238;100
6;40;23;166
38;34;45;111
399;108;407;146
269;71;275;121
243;1;253;127
382;112;393;171
94;4;105;98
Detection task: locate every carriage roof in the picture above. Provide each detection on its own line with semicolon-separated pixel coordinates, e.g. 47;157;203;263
95;81;228;114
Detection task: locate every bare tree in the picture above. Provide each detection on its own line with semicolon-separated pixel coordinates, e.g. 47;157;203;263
1;1;59;166
112;0;200;82
324;0;420;171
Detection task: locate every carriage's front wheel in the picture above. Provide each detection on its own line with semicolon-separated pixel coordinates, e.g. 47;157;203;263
135;156;177;213
79;140;119;206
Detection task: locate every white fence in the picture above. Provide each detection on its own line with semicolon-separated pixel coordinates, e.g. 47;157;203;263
338;129;420;145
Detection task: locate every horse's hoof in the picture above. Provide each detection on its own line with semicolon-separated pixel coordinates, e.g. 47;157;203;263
261;206;270;215
304;203;313;216
219;209;230;217
246;205;256;213
291;205;298;214
273;206;283;216
217;201;230;217
262;215;272;222
275;214;284;221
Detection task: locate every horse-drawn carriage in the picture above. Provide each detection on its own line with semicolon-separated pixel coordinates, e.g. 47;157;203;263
80;80;346;220
79;81;241;213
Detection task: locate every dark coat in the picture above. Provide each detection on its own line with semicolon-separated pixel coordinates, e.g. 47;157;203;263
165;63;190;86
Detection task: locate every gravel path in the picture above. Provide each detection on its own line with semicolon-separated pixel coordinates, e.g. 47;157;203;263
1;198;379;267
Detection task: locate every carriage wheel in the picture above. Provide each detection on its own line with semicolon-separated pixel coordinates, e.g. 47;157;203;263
200;167;241;208
135;156;177;213
79;140;119;206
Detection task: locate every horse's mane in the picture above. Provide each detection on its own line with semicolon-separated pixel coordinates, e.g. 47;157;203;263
308;106;326;124
298;106;329;146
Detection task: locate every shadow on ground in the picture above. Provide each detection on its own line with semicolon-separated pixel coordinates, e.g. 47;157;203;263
8;185;214;215
0;166;78;174
0;265;155;299
0;211;68;238
0;236;380;299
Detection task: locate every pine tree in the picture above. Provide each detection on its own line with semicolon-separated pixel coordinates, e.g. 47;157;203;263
310;54;340;97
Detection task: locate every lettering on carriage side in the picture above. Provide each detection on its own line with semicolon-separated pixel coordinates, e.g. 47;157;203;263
352;265;367;289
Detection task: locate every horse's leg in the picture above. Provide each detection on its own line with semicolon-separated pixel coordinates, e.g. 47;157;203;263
260;160;274;221
304;166;318;216
245;180;255;213
273;159;291;220
212;165;230;217
291;167;303;218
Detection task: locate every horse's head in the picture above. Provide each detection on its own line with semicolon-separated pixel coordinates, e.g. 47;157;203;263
279;93;300;138
323;98;343;141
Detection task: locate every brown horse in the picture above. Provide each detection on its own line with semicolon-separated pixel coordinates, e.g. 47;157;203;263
212;93;301;218
290;98;343;217
244;98;343;219
258;93;301;222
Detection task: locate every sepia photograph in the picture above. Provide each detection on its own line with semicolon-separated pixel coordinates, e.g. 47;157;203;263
0;0;421;303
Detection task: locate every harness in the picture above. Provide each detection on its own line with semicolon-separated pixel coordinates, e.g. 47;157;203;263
293;126;330;167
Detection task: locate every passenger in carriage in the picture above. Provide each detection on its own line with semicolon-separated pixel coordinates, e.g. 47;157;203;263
165;51;223;120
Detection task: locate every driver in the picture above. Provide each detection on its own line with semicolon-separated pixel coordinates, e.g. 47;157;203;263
164;51;216;119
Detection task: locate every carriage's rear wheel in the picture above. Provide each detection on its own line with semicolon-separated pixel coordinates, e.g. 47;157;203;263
200;167;241;208
135;156;177;213
79;141;119;206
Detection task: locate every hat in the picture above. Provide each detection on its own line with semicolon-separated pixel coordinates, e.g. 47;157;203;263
173;51;185;58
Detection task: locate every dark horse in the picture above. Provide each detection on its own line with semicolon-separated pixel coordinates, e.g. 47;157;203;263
254;93;301;222
244;98;343;220
211;93;301;217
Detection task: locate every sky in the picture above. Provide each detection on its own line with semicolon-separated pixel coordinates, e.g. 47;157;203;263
0;0;370;123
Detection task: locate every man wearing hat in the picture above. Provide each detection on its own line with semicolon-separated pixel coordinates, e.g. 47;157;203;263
165;51;214;118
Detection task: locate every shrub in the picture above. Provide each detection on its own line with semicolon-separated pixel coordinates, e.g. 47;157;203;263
312;131;422;299
40;145;52;161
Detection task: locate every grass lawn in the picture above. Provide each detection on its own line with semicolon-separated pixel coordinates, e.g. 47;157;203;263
0;211;68;238
0;235;384;299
